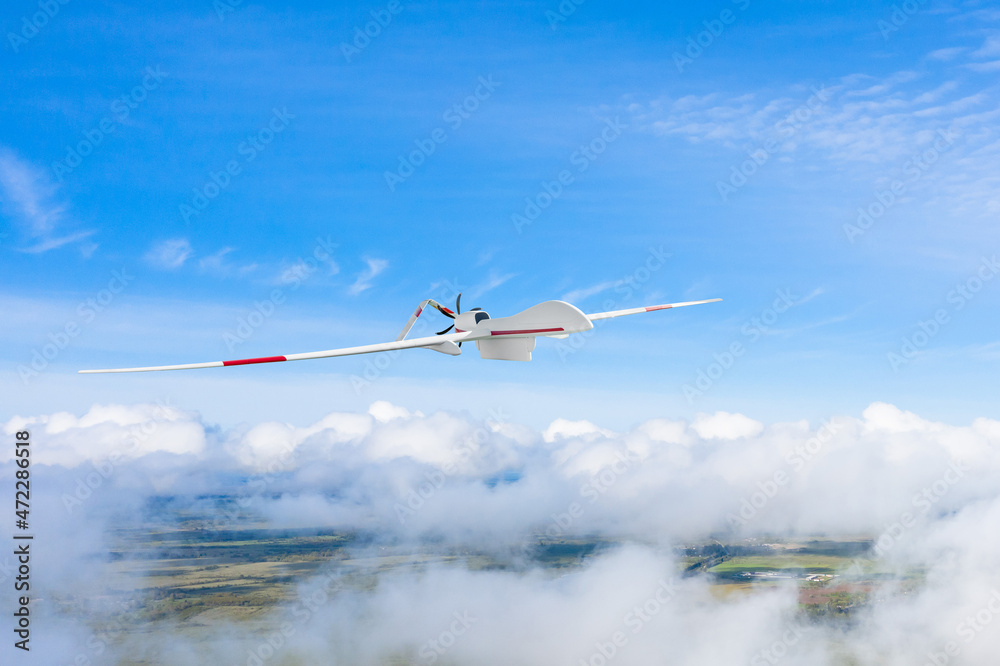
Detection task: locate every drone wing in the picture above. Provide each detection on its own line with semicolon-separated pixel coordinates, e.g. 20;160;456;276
586;298;721;321
78;331;471;374
79;298;722;373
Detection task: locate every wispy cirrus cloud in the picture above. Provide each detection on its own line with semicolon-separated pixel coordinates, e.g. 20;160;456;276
0;147;95;253
927;47;966;61
966;60;1000;73
562;280;616;303
469;270;517;300
349;257;389;295
972;33;1000;58
198;246;258;278
635;70;981;165
144;238;194;270
629;49;1000;217
19;230;98;254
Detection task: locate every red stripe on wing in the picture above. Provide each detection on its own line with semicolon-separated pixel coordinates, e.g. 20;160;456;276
490;327;564;336
645;305;674;312
223;355;288;367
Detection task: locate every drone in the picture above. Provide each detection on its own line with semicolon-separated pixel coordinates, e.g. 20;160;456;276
79;295;721;373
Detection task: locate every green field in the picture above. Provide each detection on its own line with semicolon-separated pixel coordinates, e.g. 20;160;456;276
56;504;918;664
708;554;848;574
83;529;900;627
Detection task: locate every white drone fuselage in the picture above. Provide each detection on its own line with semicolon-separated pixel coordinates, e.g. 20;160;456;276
429;300;595;361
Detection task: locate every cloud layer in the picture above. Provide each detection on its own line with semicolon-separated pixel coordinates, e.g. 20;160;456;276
4;401;1000;664
5;401;999;541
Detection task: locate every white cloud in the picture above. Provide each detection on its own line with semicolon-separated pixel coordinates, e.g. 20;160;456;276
145;237;193;270
229;411;373;469
635;418;688;445
12;400;999;541
691;411;764;440
349;257;388;295
4;402;205;467
861;401;937;434
543;418;615;443
368;400;417;423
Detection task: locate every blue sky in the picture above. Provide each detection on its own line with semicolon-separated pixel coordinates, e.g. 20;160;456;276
2;0;998;428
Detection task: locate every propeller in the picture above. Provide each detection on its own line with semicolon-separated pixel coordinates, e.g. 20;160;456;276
434;293;482;347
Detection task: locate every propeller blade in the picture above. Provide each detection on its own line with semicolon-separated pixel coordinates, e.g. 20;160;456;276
456;292;462;315
436;324;454;335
